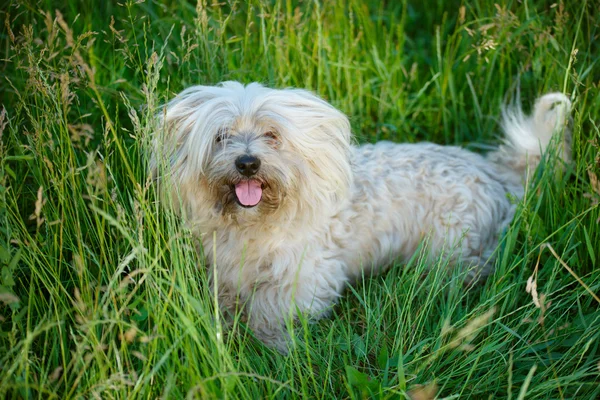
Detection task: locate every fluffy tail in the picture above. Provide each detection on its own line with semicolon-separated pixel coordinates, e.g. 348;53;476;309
488;92;572;180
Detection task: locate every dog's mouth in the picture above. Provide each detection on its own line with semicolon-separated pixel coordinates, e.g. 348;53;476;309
233;179;263;208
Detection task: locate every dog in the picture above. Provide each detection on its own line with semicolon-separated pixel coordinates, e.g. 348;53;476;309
150;82;571;353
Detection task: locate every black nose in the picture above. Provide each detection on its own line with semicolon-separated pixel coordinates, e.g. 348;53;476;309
235;155;261;177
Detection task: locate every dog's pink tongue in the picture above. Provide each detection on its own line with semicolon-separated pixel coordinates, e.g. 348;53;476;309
235;180;262;206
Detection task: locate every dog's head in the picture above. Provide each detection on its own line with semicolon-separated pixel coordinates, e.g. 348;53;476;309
151;81;352;228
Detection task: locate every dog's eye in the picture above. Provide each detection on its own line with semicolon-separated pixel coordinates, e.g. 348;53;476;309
264;131;280;146
216;128;228;144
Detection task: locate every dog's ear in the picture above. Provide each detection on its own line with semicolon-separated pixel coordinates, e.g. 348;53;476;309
267;87;353;204
150;82;245;182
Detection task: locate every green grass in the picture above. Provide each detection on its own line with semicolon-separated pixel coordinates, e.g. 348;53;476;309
1;0;599;398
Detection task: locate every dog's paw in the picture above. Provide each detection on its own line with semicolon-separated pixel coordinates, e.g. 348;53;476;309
462;255;495;287
253;324;296;355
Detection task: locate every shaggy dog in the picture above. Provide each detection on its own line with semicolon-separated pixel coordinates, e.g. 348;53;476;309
151;82;571;353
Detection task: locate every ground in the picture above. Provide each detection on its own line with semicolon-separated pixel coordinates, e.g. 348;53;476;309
0;0;599;398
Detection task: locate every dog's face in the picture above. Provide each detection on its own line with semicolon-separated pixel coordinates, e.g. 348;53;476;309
203;112;299;216
152;82;353;227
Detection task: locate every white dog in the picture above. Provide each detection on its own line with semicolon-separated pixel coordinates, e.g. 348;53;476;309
151;82;571;353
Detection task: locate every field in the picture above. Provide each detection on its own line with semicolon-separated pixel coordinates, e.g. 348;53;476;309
1;0;599;398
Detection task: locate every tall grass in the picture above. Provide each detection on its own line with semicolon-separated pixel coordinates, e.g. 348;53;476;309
1;0;599;398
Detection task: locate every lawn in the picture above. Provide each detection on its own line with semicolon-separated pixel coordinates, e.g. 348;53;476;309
1;0;599;398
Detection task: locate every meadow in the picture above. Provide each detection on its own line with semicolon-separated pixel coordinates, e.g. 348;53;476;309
1;0;599;398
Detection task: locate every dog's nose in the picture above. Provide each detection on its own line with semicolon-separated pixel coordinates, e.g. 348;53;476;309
235;155;261;177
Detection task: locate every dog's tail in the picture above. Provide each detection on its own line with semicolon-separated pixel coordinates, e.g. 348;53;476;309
488;92;572;180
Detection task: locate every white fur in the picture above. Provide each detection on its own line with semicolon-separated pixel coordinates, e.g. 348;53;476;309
151;82;571;353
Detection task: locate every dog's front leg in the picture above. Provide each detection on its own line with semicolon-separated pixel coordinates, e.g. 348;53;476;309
243;268;343;354
244;285;296;354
